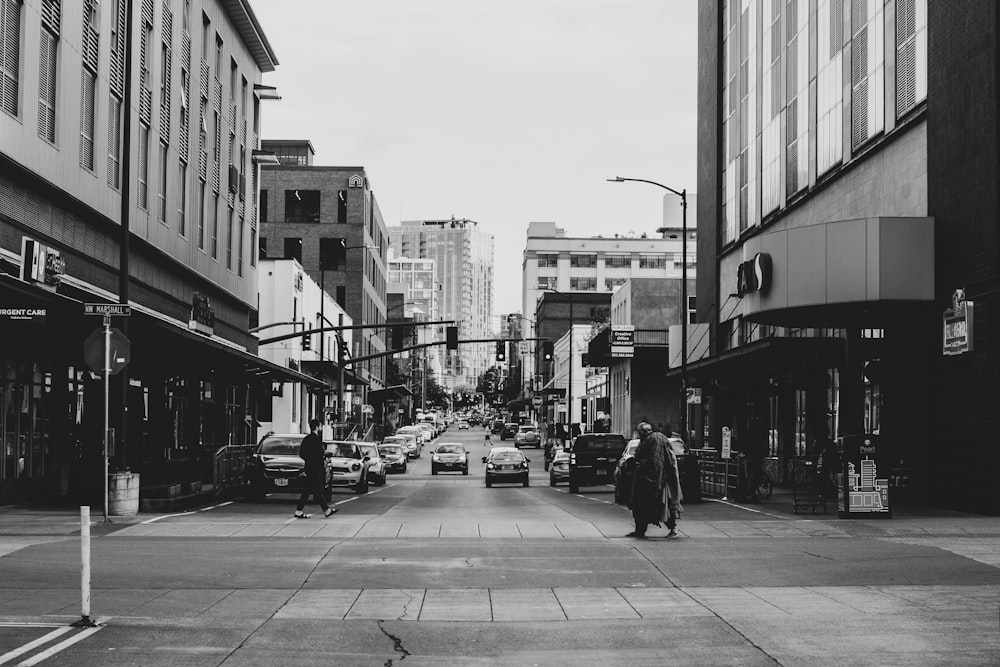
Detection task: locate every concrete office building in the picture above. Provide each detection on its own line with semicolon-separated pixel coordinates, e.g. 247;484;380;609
0;0;318;505
258;141;388;416
695;0;1000;513
387;250;442;389
389;218;494;391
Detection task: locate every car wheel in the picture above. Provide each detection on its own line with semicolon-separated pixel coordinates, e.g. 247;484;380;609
356;476;368;495
485;480;492;488
462;468;468;476
432;466;438;475
569;481;580;493
550;476;556;487
523;477;529;487
381;471;387;486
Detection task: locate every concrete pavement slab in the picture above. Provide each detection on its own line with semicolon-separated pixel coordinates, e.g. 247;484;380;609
105;523;163;537
273;589;361;619
0;589;77;616
419;588;492;621
271;522;326;538
0;536;70;557
78;589;171;617
125;589;232;618
344;588;424;620
396;522;441;538
490;588;565;621
555;521;605;538
687;586;792;617
355;522;402;537
515;522;562;538
312;521;365;538
438;522;480;538
179;522;245;537
195;588;294;621
744;586;859;615
617;587;715;618
553;587;639;620
478;522;522;538
228;523;283;537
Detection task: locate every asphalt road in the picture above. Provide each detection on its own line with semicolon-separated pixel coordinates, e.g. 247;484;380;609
1;425;999;665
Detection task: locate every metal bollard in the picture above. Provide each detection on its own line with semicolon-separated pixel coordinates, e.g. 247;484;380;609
72;506;98;628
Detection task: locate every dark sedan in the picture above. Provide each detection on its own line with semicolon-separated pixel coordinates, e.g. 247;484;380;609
242;433;332;502
378;444;408;473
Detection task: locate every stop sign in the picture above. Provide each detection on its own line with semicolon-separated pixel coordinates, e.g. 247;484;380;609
83;327;130;374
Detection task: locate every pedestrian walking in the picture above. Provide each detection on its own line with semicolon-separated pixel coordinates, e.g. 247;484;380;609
294;418;337;519
484;429;492;446
627;422;670;538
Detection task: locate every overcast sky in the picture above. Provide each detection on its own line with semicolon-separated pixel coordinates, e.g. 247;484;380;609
251;0;698;314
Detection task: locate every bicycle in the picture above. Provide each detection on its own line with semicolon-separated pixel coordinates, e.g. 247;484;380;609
736;452;773;502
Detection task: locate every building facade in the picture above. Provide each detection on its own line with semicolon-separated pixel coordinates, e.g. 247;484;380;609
696;0;999;513
388;218;494;391
0;0;317;505
258;150;389;417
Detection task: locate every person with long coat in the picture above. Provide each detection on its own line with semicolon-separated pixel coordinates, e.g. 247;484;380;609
663;437;684;537
627;422;669;537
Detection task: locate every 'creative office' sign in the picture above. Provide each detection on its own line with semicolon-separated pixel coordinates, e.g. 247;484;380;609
736;252;772;297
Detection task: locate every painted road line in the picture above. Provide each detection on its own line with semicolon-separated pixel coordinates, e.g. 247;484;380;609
142;501;235;524
17;626;103;666
0;627;71;665
706;498;787;520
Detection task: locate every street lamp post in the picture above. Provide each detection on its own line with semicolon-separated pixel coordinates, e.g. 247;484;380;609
607;176;689;441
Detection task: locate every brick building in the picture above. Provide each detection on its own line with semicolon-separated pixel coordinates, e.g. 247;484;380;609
694;0;999;513
258;142;389;418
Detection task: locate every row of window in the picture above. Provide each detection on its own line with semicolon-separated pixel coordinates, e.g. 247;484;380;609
536;277;632;292
535;253;685;269
721;0;927;245
259;189;349;224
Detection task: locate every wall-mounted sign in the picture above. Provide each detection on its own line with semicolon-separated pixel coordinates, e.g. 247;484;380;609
20;236;65;289
0;308;47;323
348;175;364;188
189;292;215;336
943;288;973;356
610;324;635;358
736;252;772;297
84;303;132;317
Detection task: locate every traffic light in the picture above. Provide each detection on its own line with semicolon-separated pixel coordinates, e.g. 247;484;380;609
446;326;459;350
495;341;506;362
581;353;590;367
301;333;311;351
542;341;554;361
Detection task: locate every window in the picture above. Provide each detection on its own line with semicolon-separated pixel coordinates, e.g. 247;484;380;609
225;208;233;268
210;194;219;258
817;0;844;177
250;228;257;266
895;0;926;117
638;254;666;269
536;253;558;268
570;277;596;291
258;234;266;260
107;95;122;187
319;237;345;271
851;0;885;149
687;295;697;325
177;163;187;236
137;125;149;208
157;141;168;222
761;0;782;215
606;277;628;290
197;183;206;248
259;189;268;223
237;218;244;276
284;190;320;222
79;69;96;169
283;237;302;263
0;0;21;117
214;33;222;78
786;0;809;196
337;190;347;223
570;253;596;268
37;5;58;143
336;286;346;308
604;254;629;269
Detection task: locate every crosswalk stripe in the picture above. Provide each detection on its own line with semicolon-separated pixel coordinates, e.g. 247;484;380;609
17;626;102;666
0;627;71;665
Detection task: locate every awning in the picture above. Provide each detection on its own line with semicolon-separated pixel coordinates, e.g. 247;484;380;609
368;385;412;403
299;360;369;387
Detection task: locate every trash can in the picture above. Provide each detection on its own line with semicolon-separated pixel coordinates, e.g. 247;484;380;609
108;471;140;516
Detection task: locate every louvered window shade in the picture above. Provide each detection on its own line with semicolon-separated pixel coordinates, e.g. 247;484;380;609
107;95;121;188
137;126;149;209
79;69;95;170
850;0;885;149
895;0;926;117
1;0;22;116
37;29;56;142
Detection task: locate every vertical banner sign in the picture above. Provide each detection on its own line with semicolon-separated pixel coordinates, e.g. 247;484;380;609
838;433;892;519
943;289;973;356
721;426;732;459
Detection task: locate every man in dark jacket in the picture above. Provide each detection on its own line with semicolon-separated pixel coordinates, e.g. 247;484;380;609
627;422;669;537
295;418;337;519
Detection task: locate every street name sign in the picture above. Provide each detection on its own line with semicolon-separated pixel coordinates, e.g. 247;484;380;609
84;303;132;317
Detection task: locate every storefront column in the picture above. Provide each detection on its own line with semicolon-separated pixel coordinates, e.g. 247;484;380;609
840;329;867;440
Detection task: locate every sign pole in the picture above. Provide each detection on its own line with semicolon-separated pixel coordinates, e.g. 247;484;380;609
102;314;111;523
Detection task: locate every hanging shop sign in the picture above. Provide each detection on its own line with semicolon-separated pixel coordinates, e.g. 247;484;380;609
735;252;772;297
838;433;892;519
189;292;215;336
20;236;66;290
610;325;635;358
942;288;974;356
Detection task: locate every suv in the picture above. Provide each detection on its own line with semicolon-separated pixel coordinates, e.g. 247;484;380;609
567;432;628;494
242;433;332;502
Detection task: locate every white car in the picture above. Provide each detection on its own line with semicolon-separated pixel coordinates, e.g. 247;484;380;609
396;426;426;446
323;440;370;494
358;442;387;486
457;421;469;430
415;423;436;443
389;433;420;458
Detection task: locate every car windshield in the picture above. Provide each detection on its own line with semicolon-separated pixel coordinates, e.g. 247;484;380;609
329;444;361;458
383;437;406;444
436;445;465;454
572;436;627;452
490;451;525;463
379;445;402;456
258;436;302;455
518;427;535;433
359;445;378;458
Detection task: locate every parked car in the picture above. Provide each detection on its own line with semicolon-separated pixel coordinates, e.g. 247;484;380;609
378;443;408;473
613;439;640;504
567;432;628;494
482;446;530;487
358;442;388;486
416;423;436;443
242;433;332;502
392;431;421;458
549;450;571;487
457;420;470;430
491;419;506;434
500;423;519;440
431;443;469;475
396;425;426;446
513;425;541;448
323;440;370;494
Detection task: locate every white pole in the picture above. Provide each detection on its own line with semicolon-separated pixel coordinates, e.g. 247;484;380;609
103;315;111;523
72;506;97;627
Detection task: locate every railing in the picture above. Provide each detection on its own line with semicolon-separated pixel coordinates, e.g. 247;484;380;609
694;448;779;499
213;444;255;497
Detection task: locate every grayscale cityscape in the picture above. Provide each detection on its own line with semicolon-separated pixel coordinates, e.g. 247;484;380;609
0;0;998;664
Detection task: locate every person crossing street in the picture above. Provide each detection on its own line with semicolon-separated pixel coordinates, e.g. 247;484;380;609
294;418;337;519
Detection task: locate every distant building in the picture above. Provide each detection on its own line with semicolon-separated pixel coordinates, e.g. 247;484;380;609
389;218;494;391
258;147;388;417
